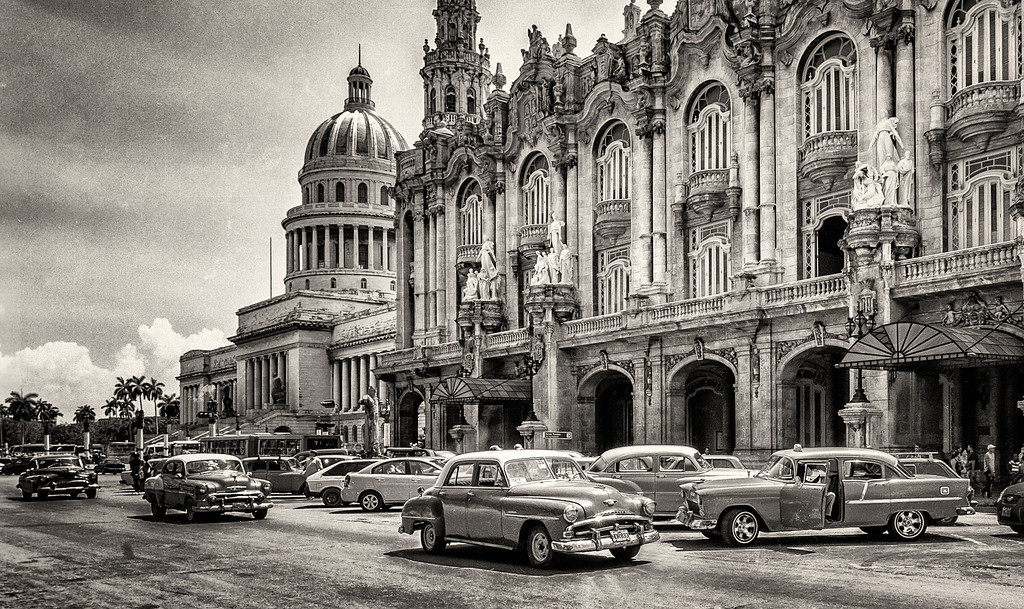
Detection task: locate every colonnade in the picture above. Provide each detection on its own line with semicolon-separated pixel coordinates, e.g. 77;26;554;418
180;380;236;424
330;353;387;413
244;351;287;410
286;225;395;274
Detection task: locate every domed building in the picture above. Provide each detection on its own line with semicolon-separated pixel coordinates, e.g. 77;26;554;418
177;60;408;450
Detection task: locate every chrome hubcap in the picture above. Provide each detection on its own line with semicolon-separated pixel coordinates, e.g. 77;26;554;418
531;532;550;560
895;511;923;537
364;495;378;509
734;513;757;542
424;527;435;548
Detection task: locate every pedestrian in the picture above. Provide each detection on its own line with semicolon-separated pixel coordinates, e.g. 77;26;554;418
128;451;143;492
982;444;997;498
948;447;963;476
1009;451;1022;486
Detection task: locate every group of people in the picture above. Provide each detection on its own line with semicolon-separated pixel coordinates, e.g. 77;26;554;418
947;444;1024;498
127;451;157;492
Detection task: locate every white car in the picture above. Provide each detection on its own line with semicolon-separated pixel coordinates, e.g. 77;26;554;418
341;458;442;511
305;459;381;507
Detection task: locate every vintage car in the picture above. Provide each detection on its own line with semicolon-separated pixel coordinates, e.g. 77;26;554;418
144;453;273;522
399;450;659;568
242;456;309;495
706;455;746;470
3;456;36;476
899;457;976;524
305;458;381;507
676;447;975;546
384;447;456;460
94;458;127;475
342;457;443;511
995;481;1024;536
586;445;754;516
18;454;99;499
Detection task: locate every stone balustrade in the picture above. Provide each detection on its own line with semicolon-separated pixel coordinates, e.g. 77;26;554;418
762;273;848;305
456;243;482;265
686;169;730;196
484;328;530;351
377;348;415;367
426;341;462;359
648;294;726;322
897;241;1019;284
946;82;1019;124
564;313;625;337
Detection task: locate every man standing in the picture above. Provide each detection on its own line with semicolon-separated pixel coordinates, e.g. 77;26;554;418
128;451;143;492
983;444;997;498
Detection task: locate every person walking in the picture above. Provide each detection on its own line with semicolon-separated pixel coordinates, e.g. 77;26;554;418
982;444;997;498
948;448;963;476
128;451;143;492
1009;450;1023;486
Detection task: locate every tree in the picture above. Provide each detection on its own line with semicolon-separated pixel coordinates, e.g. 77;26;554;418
159;393;180;420
103;399;120;419
36;401;62;438
5;391;39;445
74;404;97;432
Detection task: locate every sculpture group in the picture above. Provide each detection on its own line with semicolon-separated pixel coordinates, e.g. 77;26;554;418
531;217;575;286
462;241;500;301
852;117;915;211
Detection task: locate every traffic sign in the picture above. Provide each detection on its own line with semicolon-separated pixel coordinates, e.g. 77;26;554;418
320;400;336;409
542;431;572;440
1017;399;1024;411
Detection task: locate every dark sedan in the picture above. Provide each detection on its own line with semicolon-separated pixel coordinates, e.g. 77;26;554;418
996;482;1024;536
18;455;99;499
3;457;35;476
94;458;127;475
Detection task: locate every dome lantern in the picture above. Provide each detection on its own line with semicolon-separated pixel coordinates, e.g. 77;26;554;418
347;44;374;110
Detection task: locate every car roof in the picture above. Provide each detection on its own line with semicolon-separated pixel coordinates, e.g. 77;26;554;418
445;449;584;465
773;447;901;466
242;455;296;461
596;445;700;460
169;453;241;463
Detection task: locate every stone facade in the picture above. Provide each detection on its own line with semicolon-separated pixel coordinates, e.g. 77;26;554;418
379;0;1024;462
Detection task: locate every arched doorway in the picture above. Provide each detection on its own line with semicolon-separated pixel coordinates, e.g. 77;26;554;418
594;373;633;453
780;347;848;448
668;361;736;453
396;392;424;447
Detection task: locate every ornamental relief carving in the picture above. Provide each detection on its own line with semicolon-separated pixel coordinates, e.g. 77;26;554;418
573;349;635;386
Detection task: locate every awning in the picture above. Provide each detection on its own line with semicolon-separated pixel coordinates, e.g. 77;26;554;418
430;377;533;404
837;322;1024;370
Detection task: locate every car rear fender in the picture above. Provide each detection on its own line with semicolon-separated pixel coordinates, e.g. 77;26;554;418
400;494;444;533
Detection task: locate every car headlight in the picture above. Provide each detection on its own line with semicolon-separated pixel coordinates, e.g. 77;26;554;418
195;484;210;496
262;481;272;493
1003;493;1020;505
562;504;579;523
641;498;655;517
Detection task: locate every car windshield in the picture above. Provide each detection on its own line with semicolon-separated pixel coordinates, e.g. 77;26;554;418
756;455;795;480
35;457;81;469
186;458;244;475
503;457;584;485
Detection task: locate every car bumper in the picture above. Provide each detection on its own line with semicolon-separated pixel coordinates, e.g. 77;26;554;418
956;506;976;516
995;502;1020;526
20;481;99;493
195;496;274;514
675;507;717;530
551;528;660;553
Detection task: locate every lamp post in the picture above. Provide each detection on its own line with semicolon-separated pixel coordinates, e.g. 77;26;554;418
844;308;876;403
514;332;547;448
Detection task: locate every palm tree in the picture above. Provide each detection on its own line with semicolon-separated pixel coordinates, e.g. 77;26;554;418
148;378;165;434
159;393;180;420
36;401;62;439
103;398;120;419
117;399;134;420
74;404;97;431
5;391;39;444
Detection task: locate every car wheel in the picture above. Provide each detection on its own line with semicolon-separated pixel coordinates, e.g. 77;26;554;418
299;483;310;498
70;491;80;498
184;498;199;523
888;510;927;541
860;526;887;537
935;516;958;526
322;488;343;508
523;524;555;568
21;490;31;499
85;488;97;499
1010;525;1024;536
252;509;268;520
420;522;446;554
610;545;641;561
150;500;166;518
360;491;384;512
721;508;760;547
37;490;49;499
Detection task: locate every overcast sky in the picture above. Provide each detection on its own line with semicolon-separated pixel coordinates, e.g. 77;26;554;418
0;0;627;417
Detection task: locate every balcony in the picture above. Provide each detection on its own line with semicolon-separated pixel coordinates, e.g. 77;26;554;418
594;199;631;239
483;328;529;352
762;274;848;306
686;169;735;220
456;243;481;266
518;224;548;254
799;131;857;188
648;294;726;322
894;241;1020;298
945;82;1020;150
564;313;625;338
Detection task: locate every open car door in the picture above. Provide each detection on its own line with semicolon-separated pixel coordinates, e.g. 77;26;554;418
780;461;829;530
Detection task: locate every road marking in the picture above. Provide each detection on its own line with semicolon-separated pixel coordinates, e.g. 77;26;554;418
944;532;986;546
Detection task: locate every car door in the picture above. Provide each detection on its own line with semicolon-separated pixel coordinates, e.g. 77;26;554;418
842;459;891;526
467;461;507;544
406;460;440;500
657;454;698;512
162;461;184;508
608;455;657;498
373;459;408;502
438;462;475;539
780;460;829;530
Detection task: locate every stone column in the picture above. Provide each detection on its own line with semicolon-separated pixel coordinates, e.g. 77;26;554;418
553;162;567;242
383;229;391;272
332;360;341;410
285;231;292;274
341;358;351;413
758;84;776;264
636;131;654;287
368;225;376;270
895;29;915;197
565;157;578;257
874;38;894;123
652;125;667;285
436;209;447;332
483;192;495;244
413;212;426;334
254;358;263;409
350;357;360;412
245;360;254;411
263;357;271;407
359;355;370;407
427;213;437;329
280;352;287;389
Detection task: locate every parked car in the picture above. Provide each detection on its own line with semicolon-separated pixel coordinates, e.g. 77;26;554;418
293;448;351;464
586;445;754;516
342;458;443;511
18;454;99;499
676;447;976;546
242;456;309;495
384;447;456;460
94;458;127;475
705;455;746;470
399;449;659;568
995;481;1024;536
144;453;273;522
3;457;36;476
899;457;977;524
305;459;382;507
300;454;355;478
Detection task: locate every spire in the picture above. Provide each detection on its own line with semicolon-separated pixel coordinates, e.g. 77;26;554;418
358;43;362;67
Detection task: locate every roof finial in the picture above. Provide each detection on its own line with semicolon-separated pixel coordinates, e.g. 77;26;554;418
358;43;362;66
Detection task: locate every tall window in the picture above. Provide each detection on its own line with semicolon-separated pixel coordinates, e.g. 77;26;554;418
801;192;851;278
430;88;437;114
801;34;857;140
467;88;477;115
596;122;631;202
459;180;483;246
690;222;731;297
317;183;325;203
521;154;550;226
445;86;457;112
946;149;1018;249
688;83;731;172
597;247;630;315
946;0;1023;95
380;185;389;206
358;183;368;203
336;182;345;202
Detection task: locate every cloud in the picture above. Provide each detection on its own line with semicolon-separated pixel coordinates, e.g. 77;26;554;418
0;319;230;418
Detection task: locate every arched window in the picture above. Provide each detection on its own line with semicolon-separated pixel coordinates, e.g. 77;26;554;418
947;0;1023;95
336;182;345;202
596;247;630;315
358;183;368;203
360;278;368;289
430;88;437;114
946;150;1018;249
390;280;396;291
448;21;457;41
689;222;731;297
459;180;483;246
303;186;309;205
800;192;851;278
596;122;631;203
317;183;325;203
521;154;550;226
304;279;310;289
445;86;457;112
330;278;336;288
801;34;857;140
380;185;389;206
467;88;477;115
688;83;732;171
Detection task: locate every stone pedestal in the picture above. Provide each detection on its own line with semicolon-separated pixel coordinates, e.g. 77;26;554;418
838;402;885;448
448;423;475;454
517;415;548;449
523;284;580;324
456;300;505;333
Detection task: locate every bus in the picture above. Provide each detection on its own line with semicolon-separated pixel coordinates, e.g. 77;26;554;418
144;440;202;459
200;434;344;458
10;443;81;455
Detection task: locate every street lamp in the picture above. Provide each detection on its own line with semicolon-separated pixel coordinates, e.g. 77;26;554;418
845;308;876;403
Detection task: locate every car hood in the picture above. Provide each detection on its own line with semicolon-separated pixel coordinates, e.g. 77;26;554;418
188;471;259;487
689;475;780;494
22;467;88;478
507;480;636;510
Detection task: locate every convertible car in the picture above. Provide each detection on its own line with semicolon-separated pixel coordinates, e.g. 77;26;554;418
399;450;659;568
676;446;975;546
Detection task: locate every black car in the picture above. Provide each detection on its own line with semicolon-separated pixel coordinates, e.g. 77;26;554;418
94;458;127;474
18;454;99;499
2;457;34;476
996;482;1024;536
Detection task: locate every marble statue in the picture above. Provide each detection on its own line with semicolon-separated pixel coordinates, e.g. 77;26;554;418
851;162;884;210
477;240;498;300
896;151;914;208
531;251;550;286
558;246;575;285
871;117;904;171
547;216;565;257
462;270;479;301
880;156;899;206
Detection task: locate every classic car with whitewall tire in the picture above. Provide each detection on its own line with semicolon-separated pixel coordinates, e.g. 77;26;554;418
305;459;381;507
676;447;975;547
899;457;977;524
995;481;1024;536
341;458;443;511
144;454;273;522
18;454;99;499
399;450;659;568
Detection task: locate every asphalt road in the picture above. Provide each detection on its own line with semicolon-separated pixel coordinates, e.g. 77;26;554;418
1;474;1022;609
